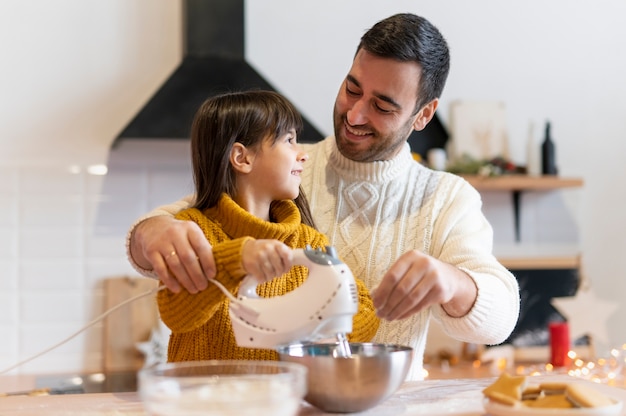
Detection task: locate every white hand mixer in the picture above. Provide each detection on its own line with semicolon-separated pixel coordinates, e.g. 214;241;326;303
209;245;359;349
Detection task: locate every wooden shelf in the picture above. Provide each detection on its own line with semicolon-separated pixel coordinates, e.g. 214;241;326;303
498;255;580;270
461;175;583;191
460;175;584;242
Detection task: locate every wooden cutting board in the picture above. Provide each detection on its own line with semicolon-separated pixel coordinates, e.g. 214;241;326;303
102;276;160;372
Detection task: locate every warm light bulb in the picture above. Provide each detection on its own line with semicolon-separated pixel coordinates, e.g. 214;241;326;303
87;164;108;175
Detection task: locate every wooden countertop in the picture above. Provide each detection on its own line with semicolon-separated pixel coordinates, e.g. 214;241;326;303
1;375;625;415
0;374;37;395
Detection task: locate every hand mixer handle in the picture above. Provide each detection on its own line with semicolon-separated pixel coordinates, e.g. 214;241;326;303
238;278;261;299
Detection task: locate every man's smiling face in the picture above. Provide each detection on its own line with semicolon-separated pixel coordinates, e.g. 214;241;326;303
332;49;426;162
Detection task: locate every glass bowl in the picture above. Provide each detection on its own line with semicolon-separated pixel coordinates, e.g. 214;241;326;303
138;360;307;416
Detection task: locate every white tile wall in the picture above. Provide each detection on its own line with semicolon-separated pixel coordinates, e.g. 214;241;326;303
0;293;18;324
0;167;19;194
0;325;18;358
0;259;18;290
0;229;18;262
0;138;579;376
0;139;191;375
0;197;18;227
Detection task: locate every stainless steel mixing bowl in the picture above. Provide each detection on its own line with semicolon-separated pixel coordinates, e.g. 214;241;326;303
277;342;413;413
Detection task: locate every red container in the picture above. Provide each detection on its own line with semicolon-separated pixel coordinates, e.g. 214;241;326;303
549;322;571;367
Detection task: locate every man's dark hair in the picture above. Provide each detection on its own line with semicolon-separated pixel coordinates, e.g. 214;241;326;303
357;13;450;112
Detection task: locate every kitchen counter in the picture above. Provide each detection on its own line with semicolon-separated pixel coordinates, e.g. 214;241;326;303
2;375;626;415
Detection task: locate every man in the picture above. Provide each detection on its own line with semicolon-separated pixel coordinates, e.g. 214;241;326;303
126;13;519;380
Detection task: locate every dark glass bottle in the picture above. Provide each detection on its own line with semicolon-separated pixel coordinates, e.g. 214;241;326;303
541;121;558;175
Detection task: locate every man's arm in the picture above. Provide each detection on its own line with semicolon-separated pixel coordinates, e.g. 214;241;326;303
372;178;519;346
126;194;216;293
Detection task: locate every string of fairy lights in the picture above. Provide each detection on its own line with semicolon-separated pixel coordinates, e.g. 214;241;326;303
512;344;626;388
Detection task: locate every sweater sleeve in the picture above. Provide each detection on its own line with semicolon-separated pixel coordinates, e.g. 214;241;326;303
429;176;520;346
348;277;381;342
157;208;252;333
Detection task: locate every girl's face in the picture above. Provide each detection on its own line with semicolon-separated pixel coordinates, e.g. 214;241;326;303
249;129;308;203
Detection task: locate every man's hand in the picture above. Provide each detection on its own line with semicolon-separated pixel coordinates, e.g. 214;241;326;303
130;216;216;293
371;250;477;320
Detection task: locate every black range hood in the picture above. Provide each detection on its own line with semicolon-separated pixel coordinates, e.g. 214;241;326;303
113;0;323;147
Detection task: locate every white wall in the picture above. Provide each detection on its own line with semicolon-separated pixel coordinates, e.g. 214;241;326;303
0;0;182;165
0;0;624;374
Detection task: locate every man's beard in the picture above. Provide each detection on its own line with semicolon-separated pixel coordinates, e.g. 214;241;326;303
333;108;414;162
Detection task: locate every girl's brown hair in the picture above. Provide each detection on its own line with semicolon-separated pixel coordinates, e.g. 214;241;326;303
190;90;316;228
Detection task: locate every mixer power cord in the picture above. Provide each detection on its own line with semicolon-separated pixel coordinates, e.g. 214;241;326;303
0;285;167;375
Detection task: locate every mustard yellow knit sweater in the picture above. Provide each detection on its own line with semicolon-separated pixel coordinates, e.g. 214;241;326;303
157;194;380;362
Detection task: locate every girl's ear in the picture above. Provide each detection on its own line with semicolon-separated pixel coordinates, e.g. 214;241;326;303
230;142;254;173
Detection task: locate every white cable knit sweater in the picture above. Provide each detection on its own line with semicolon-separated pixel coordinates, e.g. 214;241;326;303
299;137;519;380
127;136;519;381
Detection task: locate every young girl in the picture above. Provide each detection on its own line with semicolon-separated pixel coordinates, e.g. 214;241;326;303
157;90;379;362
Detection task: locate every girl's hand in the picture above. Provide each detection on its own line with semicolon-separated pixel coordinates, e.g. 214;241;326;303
241;239;294;283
